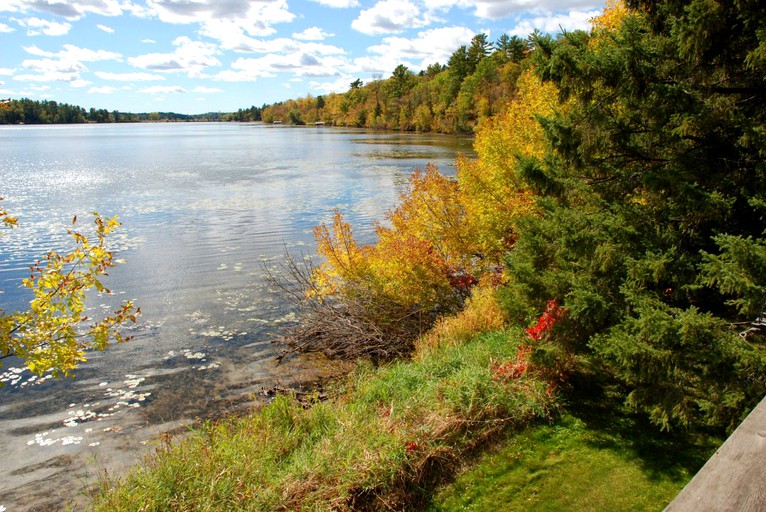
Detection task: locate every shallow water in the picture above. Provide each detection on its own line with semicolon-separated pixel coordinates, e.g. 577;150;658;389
0;122;472;510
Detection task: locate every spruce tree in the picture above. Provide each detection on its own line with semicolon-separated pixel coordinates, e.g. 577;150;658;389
504;1;766;431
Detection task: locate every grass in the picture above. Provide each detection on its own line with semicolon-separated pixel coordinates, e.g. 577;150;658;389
92;284;724;511
93;328;556;511
428;400;723;511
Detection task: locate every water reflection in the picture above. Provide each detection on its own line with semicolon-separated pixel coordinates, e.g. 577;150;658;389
0;123;472;510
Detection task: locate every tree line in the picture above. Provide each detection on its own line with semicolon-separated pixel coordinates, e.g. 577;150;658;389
1;30;530;133
0;98;262;124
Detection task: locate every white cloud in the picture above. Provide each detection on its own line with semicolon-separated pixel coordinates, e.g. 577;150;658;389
351;0;431;35
95;71;165;81
128;36;221;77
308;0;359;7
18;17;72;36
24;44;121;62
15;44;121;84
212;37;349;82
221;37;346;56
10;0;127;19
362;26;475;72
89;85;118;93
14;70;79;82
0;68;16;76
192;86;222;93
293;26;334;41
97;24;114;33
213;68;275;82
142;38;156;43
421;0;468;11
146;0;295;44
23;44;54;57
214;53;343;82
70;78;92;87
139;85;187;94
0;22;14;32
21;57;87;74
308;75;356;94
480;1;600;19
508;9;600;36
418;0;600;20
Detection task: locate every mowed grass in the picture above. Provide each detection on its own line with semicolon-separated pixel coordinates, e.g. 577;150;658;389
428;405;722;512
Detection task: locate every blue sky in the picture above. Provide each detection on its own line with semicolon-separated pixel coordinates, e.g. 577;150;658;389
0;0;605;114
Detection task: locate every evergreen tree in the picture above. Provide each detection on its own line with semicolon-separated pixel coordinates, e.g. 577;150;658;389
495;34;529;62
504;1;766;431
467;33;492;72
447;45;471;100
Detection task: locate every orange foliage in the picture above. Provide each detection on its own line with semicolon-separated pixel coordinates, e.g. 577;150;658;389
310;68;564;344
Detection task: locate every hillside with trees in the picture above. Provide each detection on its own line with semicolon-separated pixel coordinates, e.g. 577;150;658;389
261;33;531;134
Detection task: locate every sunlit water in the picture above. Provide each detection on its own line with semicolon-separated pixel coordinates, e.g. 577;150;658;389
0;122;473;510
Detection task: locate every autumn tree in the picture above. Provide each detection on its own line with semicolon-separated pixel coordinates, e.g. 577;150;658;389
288;66;561;360
0;201;139;378
460;69;560;261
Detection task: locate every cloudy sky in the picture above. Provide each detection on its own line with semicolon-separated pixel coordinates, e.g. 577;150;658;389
0;0;605;114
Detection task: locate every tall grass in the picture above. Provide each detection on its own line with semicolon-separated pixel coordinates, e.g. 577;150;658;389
93;328;554;511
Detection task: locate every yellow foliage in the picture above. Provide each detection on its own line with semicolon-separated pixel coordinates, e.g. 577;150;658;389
1;208;139;377
311;210;371;299
0;199;17;229
459;69;561;260
472;69;559;170
589;0;629;49
386;164;468;265
369;231;453;309
591;0;628;33
312;207;455;311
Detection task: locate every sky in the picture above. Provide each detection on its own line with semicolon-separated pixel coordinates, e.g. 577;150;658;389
0;0;606;115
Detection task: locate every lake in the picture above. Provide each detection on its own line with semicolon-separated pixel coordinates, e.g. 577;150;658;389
0;122;473;510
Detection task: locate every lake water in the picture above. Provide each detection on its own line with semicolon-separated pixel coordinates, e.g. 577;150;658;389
0;122;473;510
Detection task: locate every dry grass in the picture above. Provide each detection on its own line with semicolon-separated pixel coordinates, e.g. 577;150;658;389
416;285;508;357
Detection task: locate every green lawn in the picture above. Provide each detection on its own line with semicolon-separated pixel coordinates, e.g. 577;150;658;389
428;408;722;512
